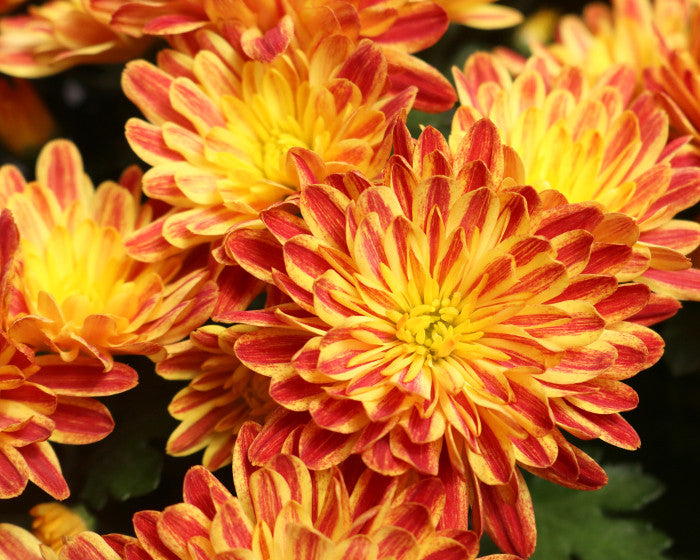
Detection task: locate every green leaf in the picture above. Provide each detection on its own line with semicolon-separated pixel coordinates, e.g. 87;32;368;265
78;361;177;510
529;464;671;560
80;436;164;509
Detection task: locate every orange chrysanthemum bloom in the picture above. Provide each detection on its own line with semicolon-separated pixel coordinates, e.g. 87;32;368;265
156;324;276;470
25;423;517;560
545;0;700;150
123;31;416;261
0;0;151;77
548;0;691;82
225;121;664;557
30;502;88;552
0;210;139;500
452;53;700;302
94;0;521;112
0;139;217;371
0;78;55;157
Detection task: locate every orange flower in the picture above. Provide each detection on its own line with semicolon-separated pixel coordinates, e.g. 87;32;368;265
98;0;459;111
0;78;55;156
0;139;217;371
548;0;693;83
157;324;276;470
452;52;700;302
546;0;700;151
225;121;664;557
0;209;139;500
0;0;151;77
37;423;518;560
30;503;88;552
123;31;416;261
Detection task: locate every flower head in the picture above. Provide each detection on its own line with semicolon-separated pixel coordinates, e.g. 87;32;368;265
545;0;700;152
452;52;700;303
37;422;516;560
226;121;664;557
0;208;139;500
0;0;150;77
123;31;416;261
548;0;694;83
0;139;217;370
99;0;460;111
157;324;276;470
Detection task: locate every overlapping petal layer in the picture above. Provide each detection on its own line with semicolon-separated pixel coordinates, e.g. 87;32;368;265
0;329;135;500
0;139;217;370
157;324;276;470
38;423;516;560
123;31;416;260
452;52;700;302
0;332;68;500
547;0;693;82
0;0;150;77
225;121;664;557
97;0;462;111
546;0;700;152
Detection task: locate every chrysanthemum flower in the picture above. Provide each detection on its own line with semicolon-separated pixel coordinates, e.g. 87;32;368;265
30;503;88;552
224;120;664;557
0;139;217;371
0;0;151;77
543;0;700;151
28;422;517;560
123;31;416;261
452;52;700;302
0;78;55;156
156;324;276;470
547;0;692;82
0;208;140;500
97;0;471;111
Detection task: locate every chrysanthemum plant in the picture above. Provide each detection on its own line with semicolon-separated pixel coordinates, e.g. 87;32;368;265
0;0;698;559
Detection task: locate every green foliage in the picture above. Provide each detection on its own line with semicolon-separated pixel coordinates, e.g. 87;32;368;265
78;364;177;510
529;464;671;560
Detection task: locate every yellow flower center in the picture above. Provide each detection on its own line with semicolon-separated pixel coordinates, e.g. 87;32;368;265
386;291;485;383
20;221;136;325
258;127;309;184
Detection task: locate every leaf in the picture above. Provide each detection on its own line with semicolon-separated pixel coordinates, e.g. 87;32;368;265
529;463;671;560
78;358;177;510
